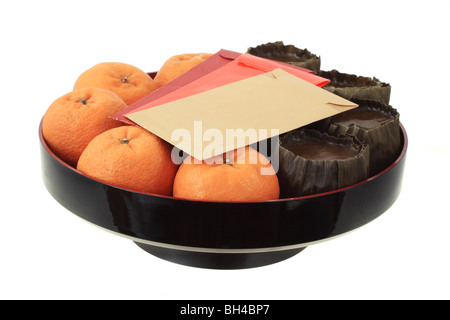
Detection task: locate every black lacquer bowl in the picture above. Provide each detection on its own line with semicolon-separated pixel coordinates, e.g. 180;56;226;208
39;120;407;269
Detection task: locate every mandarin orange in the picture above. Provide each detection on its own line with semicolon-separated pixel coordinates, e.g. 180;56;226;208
42;87;127;167
154;53;212;89
73;62;157;105
173;146;280;202
77;125;178;196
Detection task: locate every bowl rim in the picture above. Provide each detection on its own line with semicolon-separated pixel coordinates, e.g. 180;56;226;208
39;118;408;204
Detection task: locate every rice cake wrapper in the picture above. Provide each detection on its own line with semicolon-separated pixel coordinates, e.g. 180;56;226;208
327;98;401;176
278;129;370;198
300;117;333;133
318;69;391;104
247;41;321;72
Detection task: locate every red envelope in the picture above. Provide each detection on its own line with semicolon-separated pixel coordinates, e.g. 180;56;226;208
111;49;330;124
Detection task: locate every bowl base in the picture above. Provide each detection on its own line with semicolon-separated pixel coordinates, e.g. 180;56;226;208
134;242;306;269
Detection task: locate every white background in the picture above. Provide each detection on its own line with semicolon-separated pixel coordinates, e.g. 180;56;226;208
1;0;449;300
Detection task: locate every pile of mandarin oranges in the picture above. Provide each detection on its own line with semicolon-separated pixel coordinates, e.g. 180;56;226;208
42;54;280;202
